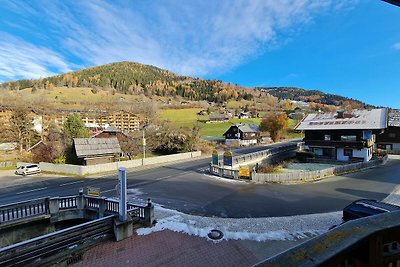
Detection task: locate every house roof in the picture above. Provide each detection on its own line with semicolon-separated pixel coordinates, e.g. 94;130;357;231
209;113;228;120
103;125;122;133
237;124;259;133
223;124;259;136
295;108;387;131
74;137;122;158
388;109;400;127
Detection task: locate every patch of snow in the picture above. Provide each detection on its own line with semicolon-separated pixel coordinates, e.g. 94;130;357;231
383;185;400;206
127;188;143;196
202;174;247;183
136;204;342;242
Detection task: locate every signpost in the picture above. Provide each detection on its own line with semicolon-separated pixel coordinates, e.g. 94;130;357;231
212;150;219;165
86;186;100;197
239;166;250;178
118;167;127;221
223;151;233;167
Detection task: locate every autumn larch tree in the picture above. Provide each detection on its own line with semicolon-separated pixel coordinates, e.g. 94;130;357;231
260;113;289;142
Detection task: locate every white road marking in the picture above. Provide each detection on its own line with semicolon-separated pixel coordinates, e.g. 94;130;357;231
16;187;48;195
59;180;84;186
102;188;115;193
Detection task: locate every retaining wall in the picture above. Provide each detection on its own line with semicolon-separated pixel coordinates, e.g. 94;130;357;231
252;155;388;184
39;151;201;176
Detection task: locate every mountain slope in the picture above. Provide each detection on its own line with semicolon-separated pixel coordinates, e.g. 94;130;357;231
0;61;371;108
0;61;254;103
257;87;372;108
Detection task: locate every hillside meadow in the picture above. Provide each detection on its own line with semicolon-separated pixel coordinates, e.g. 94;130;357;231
159;108;262;137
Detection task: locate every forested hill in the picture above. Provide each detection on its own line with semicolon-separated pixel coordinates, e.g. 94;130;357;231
1;62;370;107
0;61;254;103
257;87;373;108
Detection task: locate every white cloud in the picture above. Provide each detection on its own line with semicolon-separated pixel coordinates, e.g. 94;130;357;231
0;33;73;80
394;42;400;50
0;0;358;80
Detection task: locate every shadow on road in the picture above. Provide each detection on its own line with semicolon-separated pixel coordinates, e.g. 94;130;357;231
335;187;388;200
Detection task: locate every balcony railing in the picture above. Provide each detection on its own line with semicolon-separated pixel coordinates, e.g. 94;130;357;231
305;138;374;148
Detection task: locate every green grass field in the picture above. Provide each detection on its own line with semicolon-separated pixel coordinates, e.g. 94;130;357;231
159;108;262;137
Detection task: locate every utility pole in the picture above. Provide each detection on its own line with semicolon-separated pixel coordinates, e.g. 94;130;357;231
142;125;146;166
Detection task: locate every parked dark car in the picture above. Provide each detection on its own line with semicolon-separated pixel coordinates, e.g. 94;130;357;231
342;199;400;222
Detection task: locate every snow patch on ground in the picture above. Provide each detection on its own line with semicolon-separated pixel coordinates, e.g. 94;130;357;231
383;185;400;206
136;205;342;242
203;174;248;183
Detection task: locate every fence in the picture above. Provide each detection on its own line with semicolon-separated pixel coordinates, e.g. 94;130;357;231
210;143;298;180
0;161;15;168
0;215;115;266
252;155;389;183
0;198;49;224
0;195;153;226
38;151;202;176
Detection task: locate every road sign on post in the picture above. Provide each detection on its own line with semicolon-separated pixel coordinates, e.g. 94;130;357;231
86;187;100;197
239;166;250;178
223;151;233;167
212;150;219;165
118;167;127;222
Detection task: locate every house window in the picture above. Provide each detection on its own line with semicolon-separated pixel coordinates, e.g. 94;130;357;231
344;149;353;157
341;135;357;142
324;134;331;141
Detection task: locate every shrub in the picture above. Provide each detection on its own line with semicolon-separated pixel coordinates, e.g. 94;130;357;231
54;155;66;164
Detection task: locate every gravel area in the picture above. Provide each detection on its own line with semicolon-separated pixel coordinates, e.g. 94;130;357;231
281;163;339;173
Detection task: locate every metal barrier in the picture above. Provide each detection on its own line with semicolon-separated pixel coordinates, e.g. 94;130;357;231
0;215;115;266
0;195;155;266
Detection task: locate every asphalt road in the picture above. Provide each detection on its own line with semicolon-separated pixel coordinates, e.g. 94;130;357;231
1;142;399;218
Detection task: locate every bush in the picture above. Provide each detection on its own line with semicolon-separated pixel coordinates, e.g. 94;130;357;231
54;155;66;164
257;164;278;173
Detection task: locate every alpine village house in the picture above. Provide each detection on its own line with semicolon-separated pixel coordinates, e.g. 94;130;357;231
223;124;260;146
295;109;387;162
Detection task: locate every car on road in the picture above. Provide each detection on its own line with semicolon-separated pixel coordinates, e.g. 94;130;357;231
342;199;400;222
15;164;41;176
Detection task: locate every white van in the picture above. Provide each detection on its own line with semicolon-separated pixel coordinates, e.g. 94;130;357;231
15;164;41;176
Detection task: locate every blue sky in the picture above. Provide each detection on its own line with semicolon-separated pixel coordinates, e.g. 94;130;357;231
0;0;399;108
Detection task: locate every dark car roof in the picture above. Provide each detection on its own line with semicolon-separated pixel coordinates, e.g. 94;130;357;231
345;199;400;213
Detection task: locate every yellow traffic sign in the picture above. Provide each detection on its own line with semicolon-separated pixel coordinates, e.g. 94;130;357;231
239;166;250;177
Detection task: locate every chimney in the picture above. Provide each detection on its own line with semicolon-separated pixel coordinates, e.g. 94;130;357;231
337;110;345;119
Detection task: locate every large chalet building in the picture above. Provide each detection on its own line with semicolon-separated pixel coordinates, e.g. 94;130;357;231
376;109;400;152
296;109;387;162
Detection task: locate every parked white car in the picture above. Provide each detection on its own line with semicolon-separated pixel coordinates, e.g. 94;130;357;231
15;164;41;176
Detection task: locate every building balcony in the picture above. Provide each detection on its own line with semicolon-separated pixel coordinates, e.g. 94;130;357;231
305;139;374;149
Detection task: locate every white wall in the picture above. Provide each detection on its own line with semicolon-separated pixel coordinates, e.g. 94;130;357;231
225;139;256;146
336;147;370;162
40;151;202;176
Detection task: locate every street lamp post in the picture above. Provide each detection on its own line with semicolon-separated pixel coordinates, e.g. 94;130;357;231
142;125;146;166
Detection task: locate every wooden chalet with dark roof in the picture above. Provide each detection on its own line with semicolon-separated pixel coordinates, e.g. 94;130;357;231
295;109;387;162
73;137;122;165
376;109;400;152
223;124;260;146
